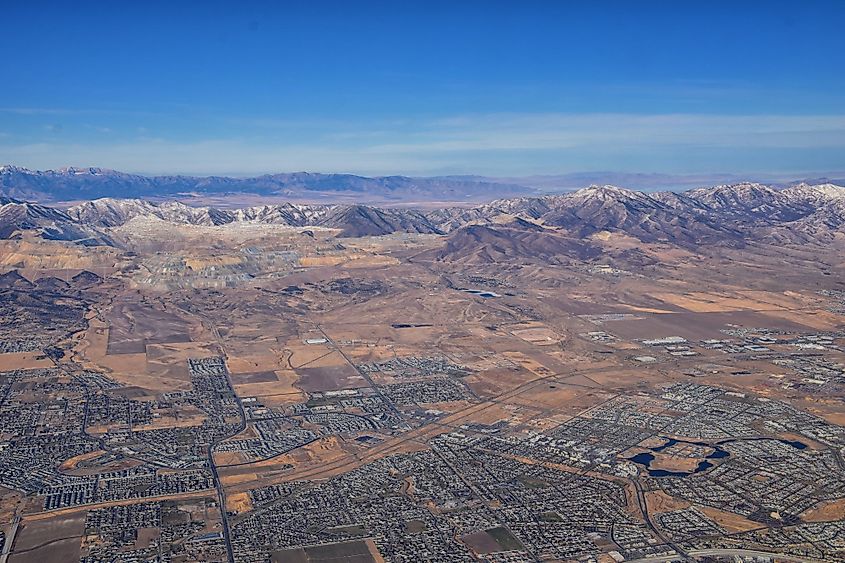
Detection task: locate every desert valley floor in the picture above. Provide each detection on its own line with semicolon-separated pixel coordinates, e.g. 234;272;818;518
2;185;845;562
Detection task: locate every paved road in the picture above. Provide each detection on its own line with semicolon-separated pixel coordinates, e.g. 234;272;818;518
625;547;828;562
316;324;407;426
206;321;246;563
0;516;21;563
632;480;692;562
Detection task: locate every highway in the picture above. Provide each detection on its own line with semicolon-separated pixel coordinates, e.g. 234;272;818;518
626;547;829;563
0;516;20;563
205;320;246;563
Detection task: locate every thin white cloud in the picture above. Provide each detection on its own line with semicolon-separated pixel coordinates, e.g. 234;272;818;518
0;107;82;116
1;113;844;176
84;124;113;134
0;107;125;116
400;113;845;151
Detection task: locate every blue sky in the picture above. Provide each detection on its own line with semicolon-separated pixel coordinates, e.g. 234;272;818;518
1;0;844;177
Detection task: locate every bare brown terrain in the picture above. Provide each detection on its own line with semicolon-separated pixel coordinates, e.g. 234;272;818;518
2;187;845;562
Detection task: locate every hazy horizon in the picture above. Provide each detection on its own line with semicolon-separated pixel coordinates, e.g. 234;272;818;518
4;163;845;194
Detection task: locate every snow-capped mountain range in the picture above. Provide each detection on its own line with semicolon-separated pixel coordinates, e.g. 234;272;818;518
1;179;844;248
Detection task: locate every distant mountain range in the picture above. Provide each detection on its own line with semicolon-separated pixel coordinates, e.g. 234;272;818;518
494;172;845;192
0;165;533;203
2;182;844;254
5;165;842;205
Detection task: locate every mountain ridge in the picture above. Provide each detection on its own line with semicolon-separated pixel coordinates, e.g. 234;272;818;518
2;181;844;251
6;165;844;205
0;165;535;203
